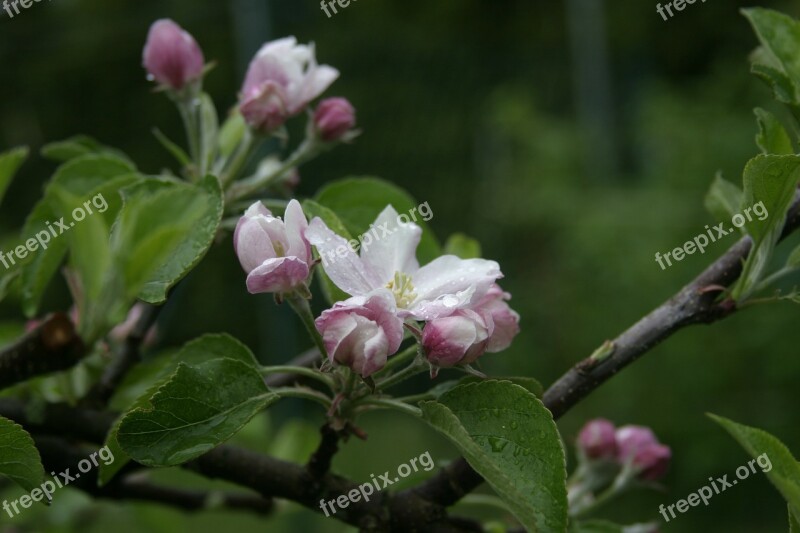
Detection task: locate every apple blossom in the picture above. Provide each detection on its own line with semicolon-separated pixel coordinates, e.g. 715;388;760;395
239;37;339;133
234;199;312;295
314;97;356;141
616;425;672;481
315;289;404;377
422;309;490;367
577;418;618;460
142;19;205;91
305;205;503;321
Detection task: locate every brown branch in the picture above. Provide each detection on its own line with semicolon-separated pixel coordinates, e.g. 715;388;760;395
410;193;800;507
306;423;340;479
0;313;85;390
0;398;481;531
31;436;273;515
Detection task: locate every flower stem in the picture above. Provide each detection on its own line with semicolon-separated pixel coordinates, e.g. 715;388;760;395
374;344;418;377
374;356;428;391
273;387;332;409
225;138;320;202
260;365;334;391
219;129;256;188
286;294;328;361
177;97;201;178
355;398;422;417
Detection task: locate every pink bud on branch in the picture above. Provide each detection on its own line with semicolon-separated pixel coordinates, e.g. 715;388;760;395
142;19;205;91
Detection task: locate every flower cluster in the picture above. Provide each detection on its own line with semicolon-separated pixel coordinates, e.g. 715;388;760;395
569;419;671;523
235;204;520;377
143;19;519;379
577;419;672;481
142;19;355;140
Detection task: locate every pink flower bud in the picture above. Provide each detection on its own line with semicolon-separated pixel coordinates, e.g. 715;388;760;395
473;284;520;353
422;309;491;368
616;425;672;481
314;97;356;141
239;37;339;133
315;289;404;377
142;19;205;91
577;418;618;460
234;200;312;294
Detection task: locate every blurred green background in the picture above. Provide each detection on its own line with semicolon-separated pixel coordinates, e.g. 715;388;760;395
2;0;800;531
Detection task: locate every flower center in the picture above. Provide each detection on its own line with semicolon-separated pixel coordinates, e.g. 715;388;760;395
386;272;417;308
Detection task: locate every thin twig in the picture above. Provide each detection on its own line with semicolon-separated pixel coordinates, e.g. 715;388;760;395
83;303;161;407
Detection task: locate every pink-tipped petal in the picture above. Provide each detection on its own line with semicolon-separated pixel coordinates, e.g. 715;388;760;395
246;257;310;294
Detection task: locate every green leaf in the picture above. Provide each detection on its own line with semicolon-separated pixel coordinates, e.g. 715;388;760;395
444;233;482;259
315;177;441;264
111;175;223;305
19;154;138;317
755;108;794;155
458;376;543;398
791;506;800;533
101;334;258;484
752;62;799;106
302;199;353;240
41;135;133;165
704;174;743;224
139;176;222;304
117;357;277;467
420;380;567;532
0;416;45;493
0;146;28;207
219;109;247;159
709;414;800;520
743;8;800;103
732;155;800;300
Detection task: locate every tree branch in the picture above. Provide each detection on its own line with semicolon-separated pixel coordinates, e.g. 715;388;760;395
31;436;273;515
410;192;800;507
0;313;85;391
0;398;481;531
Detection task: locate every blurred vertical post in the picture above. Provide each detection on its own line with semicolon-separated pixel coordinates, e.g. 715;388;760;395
566;0;618;182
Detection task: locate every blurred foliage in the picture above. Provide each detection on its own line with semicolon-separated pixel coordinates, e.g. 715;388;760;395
2;0;800;531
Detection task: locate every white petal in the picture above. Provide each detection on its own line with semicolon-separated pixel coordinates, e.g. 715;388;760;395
284;199;311;263
305;218;382;295
360;205;421;284
408;256;502;320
